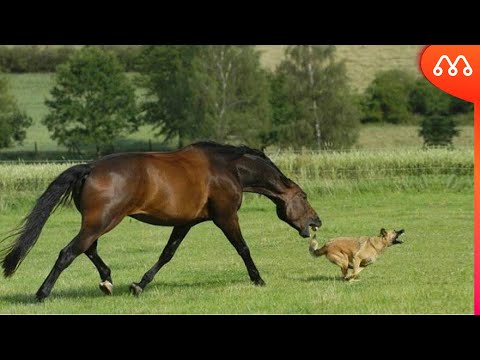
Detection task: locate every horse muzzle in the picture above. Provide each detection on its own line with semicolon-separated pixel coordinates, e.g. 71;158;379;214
300;218;322;238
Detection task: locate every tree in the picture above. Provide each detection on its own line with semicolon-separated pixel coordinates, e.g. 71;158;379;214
409;77;473;116
191;45;271;148
0;74;32;149
419;114;459;147
410;77;467;147
43;46;138;156
271;45;360;150
361;69;416;124
137;45;201;148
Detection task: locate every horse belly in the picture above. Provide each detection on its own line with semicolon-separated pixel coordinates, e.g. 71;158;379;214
132;182;210;225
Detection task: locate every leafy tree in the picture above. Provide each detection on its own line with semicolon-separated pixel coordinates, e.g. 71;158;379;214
271;45;360;149
137;45;201;148
419;114;459;146
0;74;32;149
191;45;271;148
410;77;468;147
43;46;138;156
409;77;473;116
361;69;416;124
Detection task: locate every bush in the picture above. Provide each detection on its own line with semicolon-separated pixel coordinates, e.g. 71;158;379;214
93;46;144;71
0;46;77;73
0;46;143;73
409;77;473;116
361;69;416;124
419;115;460;147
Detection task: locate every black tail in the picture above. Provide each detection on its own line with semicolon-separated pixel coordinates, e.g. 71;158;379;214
0;163;91;277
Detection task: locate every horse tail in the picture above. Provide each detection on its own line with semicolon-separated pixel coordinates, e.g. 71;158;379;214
309;238;327;257
0;163;91;278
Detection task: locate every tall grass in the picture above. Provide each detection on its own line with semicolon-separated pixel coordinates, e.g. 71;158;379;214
268;147;473;195
0;148;472;210
269;147;473;179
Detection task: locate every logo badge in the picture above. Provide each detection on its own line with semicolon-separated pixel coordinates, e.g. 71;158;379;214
419;45;480;103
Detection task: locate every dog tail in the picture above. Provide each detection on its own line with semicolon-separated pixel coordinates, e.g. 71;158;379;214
309;239;327;257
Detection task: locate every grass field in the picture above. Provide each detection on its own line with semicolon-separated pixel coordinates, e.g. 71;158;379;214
0;146;474;314
0;189;472;314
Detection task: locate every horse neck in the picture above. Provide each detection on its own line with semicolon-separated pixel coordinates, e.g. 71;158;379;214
234;155;288;203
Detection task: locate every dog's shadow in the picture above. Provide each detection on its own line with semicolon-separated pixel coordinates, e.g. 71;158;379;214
287;274;344;282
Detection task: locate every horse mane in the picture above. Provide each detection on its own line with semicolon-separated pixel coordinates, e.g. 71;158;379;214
191;141;294;187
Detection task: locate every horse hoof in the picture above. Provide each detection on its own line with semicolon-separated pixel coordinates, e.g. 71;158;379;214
99;280;113;296
35;292;47;303
254;279;266;287
130;283;143;296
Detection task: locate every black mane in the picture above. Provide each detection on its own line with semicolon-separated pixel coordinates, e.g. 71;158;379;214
191;141;267;160
191;141;294;187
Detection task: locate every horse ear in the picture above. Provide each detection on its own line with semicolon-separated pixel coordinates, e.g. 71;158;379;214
380;228;387;237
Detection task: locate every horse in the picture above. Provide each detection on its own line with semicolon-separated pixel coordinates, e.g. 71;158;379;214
0;141;321;302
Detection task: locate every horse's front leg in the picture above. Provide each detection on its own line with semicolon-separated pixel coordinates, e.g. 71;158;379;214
214;213;265;286
130;225;192;296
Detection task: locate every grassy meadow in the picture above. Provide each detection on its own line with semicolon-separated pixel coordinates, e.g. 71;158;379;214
0;148;473;314
0;190;472;314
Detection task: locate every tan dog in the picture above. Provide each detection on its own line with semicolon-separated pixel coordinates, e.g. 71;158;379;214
309;228;404;281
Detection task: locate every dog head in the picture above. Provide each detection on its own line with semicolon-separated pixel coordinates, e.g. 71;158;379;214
380;228;405;246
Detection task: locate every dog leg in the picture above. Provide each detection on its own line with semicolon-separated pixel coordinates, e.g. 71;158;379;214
348;258;365;281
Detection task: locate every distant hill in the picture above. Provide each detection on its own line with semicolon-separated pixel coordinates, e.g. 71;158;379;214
256;45;424;92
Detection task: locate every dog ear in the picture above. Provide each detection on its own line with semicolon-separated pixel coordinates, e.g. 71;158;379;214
380;228;387;237
396;229;405;235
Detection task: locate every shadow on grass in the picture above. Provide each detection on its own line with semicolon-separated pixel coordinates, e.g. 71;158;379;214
287;274;344;282
0;277;247;305
147;277;246;291
0;286;107;305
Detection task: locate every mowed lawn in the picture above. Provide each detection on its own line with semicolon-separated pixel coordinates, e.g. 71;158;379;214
0;191;472;314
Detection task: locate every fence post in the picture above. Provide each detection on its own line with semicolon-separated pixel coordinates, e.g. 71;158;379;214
149;139;152;151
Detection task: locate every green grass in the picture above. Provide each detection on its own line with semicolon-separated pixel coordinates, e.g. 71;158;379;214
0;190;472;314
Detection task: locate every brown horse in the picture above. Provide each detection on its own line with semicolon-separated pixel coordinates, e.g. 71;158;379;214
0;141;321;302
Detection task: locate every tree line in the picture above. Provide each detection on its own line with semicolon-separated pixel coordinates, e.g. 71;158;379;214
0;45;472;155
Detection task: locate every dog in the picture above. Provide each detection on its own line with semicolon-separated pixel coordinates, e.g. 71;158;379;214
309;228;405;281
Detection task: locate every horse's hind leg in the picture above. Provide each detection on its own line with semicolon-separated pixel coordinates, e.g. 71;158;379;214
85;240;113;295
35;228;100;302
130;225;191;296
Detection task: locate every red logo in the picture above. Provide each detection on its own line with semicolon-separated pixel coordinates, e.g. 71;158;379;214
420;45;480;103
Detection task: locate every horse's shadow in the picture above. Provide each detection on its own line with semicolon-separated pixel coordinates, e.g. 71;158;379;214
0;278;246;305
0;287;107;305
